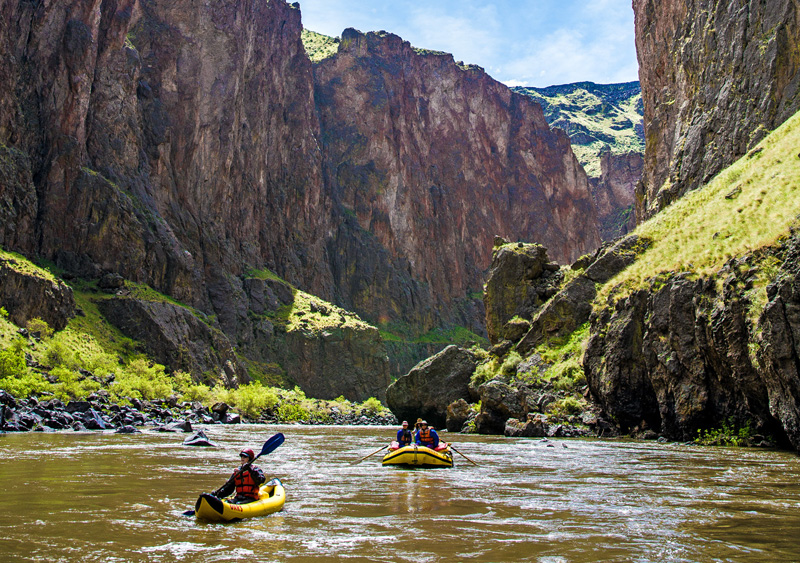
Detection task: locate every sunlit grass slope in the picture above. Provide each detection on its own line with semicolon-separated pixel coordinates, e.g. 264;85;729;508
601;107;800;301
302;29;339;62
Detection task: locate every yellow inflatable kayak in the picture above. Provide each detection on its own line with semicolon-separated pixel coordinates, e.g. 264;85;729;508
382;444;454;467
194;478;286;521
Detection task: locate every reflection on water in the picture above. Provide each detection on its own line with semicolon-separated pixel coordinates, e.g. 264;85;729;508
1;425;799;562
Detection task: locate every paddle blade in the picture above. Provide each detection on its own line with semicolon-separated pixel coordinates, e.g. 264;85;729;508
182;510;195;516
257;432;285;459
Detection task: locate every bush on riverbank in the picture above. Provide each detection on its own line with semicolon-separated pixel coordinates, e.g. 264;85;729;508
0;314;394;425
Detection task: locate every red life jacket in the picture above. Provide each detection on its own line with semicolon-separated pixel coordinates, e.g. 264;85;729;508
233;467;261;499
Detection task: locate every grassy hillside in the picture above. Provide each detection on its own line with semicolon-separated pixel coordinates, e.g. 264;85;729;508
599;105;800;302
513;82;643;178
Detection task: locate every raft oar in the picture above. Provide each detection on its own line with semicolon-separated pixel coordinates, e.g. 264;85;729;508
182;432;285;516
449;444;478;466
351;444;389;465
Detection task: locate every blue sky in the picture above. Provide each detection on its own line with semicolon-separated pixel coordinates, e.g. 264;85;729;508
297;0;638;88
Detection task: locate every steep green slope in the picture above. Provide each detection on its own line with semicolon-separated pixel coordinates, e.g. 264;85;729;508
600;104;800;300
513;82;643;178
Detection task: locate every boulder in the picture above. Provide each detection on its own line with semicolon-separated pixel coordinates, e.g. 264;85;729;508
386;345;479;429
584;234;651;284
183;430;218;447
504;415;548;438
483;243;553;344
445;399;474;432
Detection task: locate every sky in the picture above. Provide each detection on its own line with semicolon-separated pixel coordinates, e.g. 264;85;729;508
296;0;639;88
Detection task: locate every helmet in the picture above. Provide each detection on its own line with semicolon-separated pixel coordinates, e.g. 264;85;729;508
240;448;255;461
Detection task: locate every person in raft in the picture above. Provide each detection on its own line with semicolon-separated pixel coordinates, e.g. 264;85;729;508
396;420;413;447
415;420;440;449
213;448;266;504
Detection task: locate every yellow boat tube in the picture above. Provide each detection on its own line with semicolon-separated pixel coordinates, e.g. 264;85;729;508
382;444;454;468
194;478;286;521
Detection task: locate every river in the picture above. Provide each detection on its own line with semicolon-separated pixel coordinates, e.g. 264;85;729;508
1;425;798;562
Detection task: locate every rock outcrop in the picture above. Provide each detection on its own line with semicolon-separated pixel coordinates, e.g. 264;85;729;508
584;232;800;448
0;254;74;331
385;345;479;428
97;297;249;387
483;240;561;344
634;0;800;220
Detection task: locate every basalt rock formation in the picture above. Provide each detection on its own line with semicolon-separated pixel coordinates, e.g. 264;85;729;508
584;232;800;449
96;297;249;388
314;29;602;333
634;0;800;220
0;254;75;331
385;345;479;429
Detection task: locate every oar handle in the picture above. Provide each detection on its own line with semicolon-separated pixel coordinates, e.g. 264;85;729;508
450;444;479;466
351;444;389;464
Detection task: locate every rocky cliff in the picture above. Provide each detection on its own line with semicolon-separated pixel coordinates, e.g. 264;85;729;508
314;29;602;333
634;0;800;220
584;235;800;448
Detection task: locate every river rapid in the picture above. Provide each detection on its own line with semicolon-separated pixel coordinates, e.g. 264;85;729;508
1;425;798;562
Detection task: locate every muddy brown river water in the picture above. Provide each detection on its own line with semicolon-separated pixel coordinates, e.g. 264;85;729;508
1;425;799;562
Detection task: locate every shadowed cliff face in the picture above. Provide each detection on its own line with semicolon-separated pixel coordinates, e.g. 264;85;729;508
0;0;333;309
314;29;602;330
634;0;800;220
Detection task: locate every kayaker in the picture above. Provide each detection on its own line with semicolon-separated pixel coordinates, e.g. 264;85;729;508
212;448;267;504
396;420;413;447
415;420;440;449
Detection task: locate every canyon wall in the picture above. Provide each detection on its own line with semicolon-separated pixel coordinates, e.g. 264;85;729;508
0;0;603;389
634;0;800;220
314;29;601;332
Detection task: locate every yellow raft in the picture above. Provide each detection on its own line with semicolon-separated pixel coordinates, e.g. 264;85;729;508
194;478;286;521
382;444;454;468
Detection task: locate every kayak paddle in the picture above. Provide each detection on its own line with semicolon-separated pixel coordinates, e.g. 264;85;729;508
351;444;388;465
449;444;478;466
183;432;285;516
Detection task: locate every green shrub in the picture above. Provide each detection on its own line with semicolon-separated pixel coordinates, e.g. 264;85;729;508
0;348;49;397
276;402;310;422
471;360;497;387
42;338;77;369
26;318;54;339
550;357;586;391
360;396;384;415
51;365;100;401
695;418;755;447
110;358;173;401
229;383;280;419
500;351;522;377
548;396;585;417
0;346;27;378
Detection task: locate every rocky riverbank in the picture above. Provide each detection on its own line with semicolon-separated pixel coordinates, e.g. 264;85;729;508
0;390;397;433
